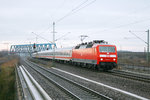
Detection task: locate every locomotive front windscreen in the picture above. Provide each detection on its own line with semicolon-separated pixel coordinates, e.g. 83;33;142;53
99;46;115;53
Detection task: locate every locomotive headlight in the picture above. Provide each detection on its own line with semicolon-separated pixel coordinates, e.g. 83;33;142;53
113;58;116;61
100;58;103;61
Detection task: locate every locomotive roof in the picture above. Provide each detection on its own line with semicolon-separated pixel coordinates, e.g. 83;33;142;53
92;43;115;47
74;40;115;49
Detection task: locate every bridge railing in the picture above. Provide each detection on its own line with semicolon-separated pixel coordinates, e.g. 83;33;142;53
10;43;56;54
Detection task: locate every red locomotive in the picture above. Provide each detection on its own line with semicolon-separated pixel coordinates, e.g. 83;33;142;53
33;40;117;70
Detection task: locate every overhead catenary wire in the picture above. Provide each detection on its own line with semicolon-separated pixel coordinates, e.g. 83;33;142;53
54;1;150;41
114;18;150;29
55;32;71;41
50;2;150;34
53;1;150;44
82;3;150;36
56;0;96;23
129;30;147;44
31;0;96;44
37;0;149;35
32;32;53;43
49;0;69;27
90;17;150;35
54;0;96;43
98;4;150;28
33;0;68;35
62;0;96;24
55;0;89;23
30;0;149;46
68;0;96;17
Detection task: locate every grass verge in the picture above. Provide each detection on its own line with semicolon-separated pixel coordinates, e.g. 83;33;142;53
0;57;18;100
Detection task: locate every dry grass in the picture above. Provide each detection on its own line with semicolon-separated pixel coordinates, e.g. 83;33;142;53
117;52;150;67
118;58;149;67
0;57;7;61
0;57;18;100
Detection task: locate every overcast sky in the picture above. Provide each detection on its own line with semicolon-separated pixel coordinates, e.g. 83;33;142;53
0;0;150;51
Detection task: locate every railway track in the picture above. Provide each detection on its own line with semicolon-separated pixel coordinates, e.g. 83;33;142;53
16;65;51;100
108;69;150;83
23;59;112;100
29;58;150;83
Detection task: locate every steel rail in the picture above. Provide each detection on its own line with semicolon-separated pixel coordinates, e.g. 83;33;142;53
24;59;112;100
23;60;82;100
16;66;33;100
18;65;51;100
108;70;150;83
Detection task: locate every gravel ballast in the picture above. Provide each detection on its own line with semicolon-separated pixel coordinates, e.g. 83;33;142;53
51;63;150;99
28;58;150;99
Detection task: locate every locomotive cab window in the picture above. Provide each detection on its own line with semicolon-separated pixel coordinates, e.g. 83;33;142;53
99;46;115;53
